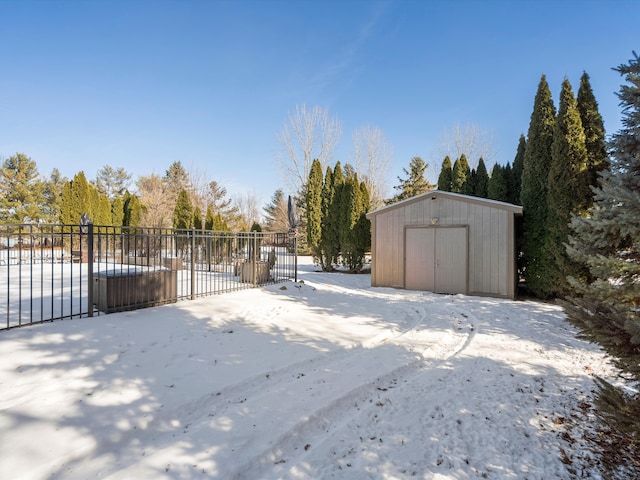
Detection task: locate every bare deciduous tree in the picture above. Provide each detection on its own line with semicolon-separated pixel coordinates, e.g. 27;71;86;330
352;125;393;209
233;191;261;230
276;104;342;193
437;123;496;169
136;173;174;228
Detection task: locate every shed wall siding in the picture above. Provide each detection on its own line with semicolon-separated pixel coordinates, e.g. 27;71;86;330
371;195;516;298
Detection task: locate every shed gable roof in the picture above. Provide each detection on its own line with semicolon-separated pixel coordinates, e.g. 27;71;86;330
366;190;523;219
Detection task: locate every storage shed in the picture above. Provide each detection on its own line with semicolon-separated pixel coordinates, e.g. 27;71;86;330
366;190;523;299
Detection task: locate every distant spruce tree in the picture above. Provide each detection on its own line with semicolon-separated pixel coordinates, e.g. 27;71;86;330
306;159;324;262
437;156;453;191
451;154;470;194
577;71;609;208
511;135;526;204
0;153;46;224
475;158;489;198
389;156;432;203
562;54;640;465
122;191;144;227
520;74;556;297
467;168;478;196
487;164;509;202
193;206;203;231
205;206;215;230
545;78;589;298
173;189;193;229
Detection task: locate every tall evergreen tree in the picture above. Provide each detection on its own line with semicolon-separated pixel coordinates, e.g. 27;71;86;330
42;168;67;224
323;162;345;269
451;154;470;193
437;156;453;191
545;78;589;298
577;71;609;207
487;164;508;201
262;189;289;232
193;206;203;231
306;159;324;262
60;171;91;225
520;74;556;297
562;54;640;464
320;165;338;270
389;156;433;203
0;153;45;224
511;135;526;204
122;192;144;227
475;158;489;198
173;189;193;229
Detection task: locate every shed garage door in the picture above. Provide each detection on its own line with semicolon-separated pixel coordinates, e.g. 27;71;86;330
405;226;468;294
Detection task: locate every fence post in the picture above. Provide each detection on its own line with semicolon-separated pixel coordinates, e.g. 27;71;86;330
190;228;196;300
253;232;258;287
87;223;94;317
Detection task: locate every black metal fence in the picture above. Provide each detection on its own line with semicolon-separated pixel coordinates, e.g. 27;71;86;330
1;223;297;330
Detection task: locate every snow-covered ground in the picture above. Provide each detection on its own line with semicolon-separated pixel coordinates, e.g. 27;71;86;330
0;256;618;479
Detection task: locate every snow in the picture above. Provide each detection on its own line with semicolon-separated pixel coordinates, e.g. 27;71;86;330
0;256;618;479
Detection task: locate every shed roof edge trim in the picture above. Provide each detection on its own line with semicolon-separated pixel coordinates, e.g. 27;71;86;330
366;190;523;218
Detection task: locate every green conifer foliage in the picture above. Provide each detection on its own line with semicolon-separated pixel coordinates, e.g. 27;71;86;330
451;155;470;193
545;78;589;297
389;157;432;203
193;207;203;231
123;192;144;227
520;74;556;297
320;166;337;270
305;159;324;261
475;158;489;198
511;135;526;204
487;164;508;201
437;156;453;191
562;54;640;459
0;153;45;224
205;206;215;231
173;189;193;229
577;71;609;207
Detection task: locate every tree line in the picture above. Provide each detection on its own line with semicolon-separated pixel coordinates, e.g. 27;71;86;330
0;157;290;234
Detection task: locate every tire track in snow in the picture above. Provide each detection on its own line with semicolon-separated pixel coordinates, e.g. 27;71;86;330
225;296;477;479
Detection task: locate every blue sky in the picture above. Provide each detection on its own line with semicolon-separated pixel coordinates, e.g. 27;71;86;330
1;0;638;206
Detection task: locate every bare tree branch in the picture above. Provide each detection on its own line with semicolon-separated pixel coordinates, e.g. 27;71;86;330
436;123;496;169
352;125;393;209
276;104;342;194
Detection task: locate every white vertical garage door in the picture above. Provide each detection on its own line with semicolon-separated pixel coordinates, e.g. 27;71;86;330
405;226;468;294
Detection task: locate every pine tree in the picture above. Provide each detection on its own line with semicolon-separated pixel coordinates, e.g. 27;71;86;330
562;53;640;462
475;158;489;198
437;156;453;191
520;74;556;297
173;189;193;229
451;154;470;194
319;165;337;270
60;171;91;225
205;206;215;231
305;159;324;262
545;78;589;298
389;156;433;203
42;168;67;224
487;164;508;201
193;207;203;231
511;135;526;204
327;163;345;267
123;192;144;227
577;71;609;208
263;189;289;232
0;153;46;224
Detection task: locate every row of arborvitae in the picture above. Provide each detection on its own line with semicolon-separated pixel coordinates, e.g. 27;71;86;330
305;159;371;271
562;53;640;476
